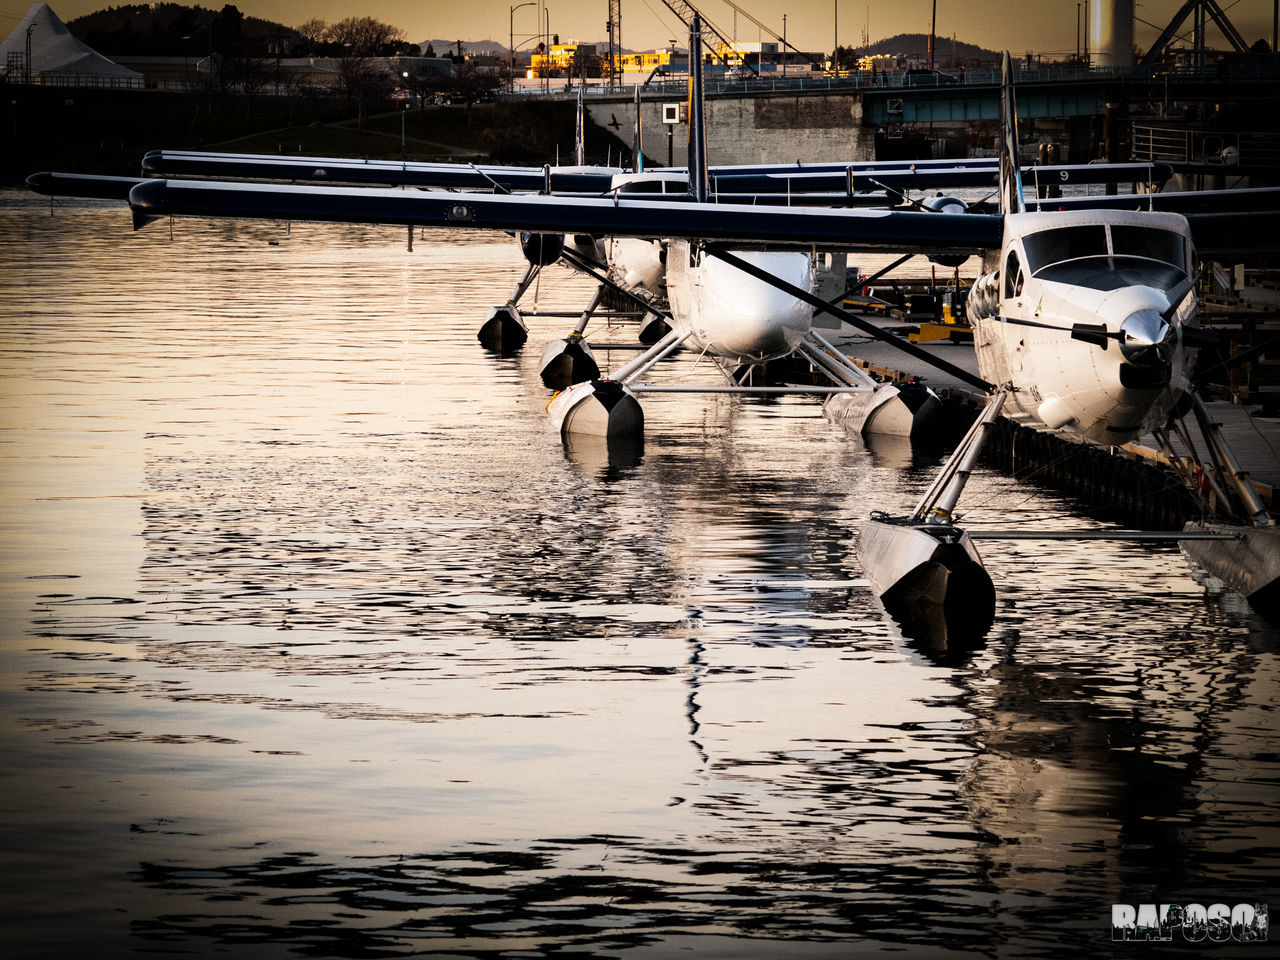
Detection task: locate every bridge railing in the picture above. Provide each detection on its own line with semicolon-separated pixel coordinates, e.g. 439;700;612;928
505;59;1280;101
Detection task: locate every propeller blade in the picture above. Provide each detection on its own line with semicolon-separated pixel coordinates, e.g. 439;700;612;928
1160;276;1197;324
1070;322;1114;349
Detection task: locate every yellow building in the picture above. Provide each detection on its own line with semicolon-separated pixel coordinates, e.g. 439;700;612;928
529;41;597;76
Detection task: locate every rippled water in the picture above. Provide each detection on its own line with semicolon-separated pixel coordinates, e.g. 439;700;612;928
2;190;1278;958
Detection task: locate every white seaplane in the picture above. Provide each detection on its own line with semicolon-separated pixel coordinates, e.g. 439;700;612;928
27;26;1280;626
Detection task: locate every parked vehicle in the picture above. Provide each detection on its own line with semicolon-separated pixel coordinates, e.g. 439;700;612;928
903;68;959;86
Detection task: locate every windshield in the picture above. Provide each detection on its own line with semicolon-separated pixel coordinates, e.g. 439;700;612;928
617;179;688;196
1022;225;1108;273
1110;225;1186;271
1033;256;1187;291
617;180;665;194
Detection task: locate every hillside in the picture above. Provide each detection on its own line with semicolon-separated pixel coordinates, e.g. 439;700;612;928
852;32;999;64
67;3;299;56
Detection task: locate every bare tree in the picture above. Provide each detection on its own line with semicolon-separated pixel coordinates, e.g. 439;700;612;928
295;17;327;54
326;16;405;56
449;62;502;106
321;16;405;127
226;55;272;117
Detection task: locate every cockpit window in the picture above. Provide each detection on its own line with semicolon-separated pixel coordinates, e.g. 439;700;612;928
1032;257;1186;292
1022;225;1108;273
617;180;665;194
1003;249;1024;299
616;179;691;198
1110;225;1186;271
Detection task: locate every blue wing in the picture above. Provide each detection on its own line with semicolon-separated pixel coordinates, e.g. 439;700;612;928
125;179;1007;255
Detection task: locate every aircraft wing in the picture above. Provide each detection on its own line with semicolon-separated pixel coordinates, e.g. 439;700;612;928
140;151;619;194
138;149;1171;195
26;172;149;200
1028;186;1280;215
126;179;1005;254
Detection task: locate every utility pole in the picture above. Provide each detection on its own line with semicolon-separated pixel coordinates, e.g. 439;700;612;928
928;0;936;70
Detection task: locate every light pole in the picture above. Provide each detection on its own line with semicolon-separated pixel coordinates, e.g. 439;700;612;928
510;2;534;93
544;6;551;93
25;22;37;86
781;14;786;79
402;71;409;160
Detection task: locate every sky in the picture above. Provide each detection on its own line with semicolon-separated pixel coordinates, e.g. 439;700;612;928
2;0;1276;58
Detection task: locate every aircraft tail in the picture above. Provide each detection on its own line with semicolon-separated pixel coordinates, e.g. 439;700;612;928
998;52;1026;215
687;16;709;202
574;89;585;167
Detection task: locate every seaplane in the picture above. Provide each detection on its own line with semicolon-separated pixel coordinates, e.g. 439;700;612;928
27;19;1280;631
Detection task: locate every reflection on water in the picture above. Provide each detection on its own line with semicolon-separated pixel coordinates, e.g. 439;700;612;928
2;191;1278;958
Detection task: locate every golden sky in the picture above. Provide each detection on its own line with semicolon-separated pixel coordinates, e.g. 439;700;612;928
3;0;1276;58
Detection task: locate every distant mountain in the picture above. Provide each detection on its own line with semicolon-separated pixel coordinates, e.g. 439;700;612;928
419;39;509;58
850;32;999;64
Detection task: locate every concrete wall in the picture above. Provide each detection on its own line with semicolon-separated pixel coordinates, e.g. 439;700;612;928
588;90;872;167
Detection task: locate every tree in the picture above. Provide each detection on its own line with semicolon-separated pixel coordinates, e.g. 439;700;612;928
404;63;449;107
295;17;327;54
225;54;272;116
449;61;502;105
326;15;405;56
425;42;436;58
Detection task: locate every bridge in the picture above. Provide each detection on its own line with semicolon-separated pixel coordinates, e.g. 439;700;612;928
562;63;1280;167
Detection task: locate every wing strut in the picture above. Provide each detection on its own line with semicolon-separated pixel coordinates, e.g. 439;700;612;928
701;243;992;393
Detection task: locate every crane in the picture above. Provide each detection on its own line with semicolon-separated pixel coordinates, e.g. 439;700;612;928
719;0;826;72
656;0;757;75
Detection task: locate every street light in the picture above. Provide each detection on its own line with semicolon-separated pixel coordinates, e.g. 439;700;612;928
544;6;551;94
401;72;409;160
25;22;37;86
509;1;534;93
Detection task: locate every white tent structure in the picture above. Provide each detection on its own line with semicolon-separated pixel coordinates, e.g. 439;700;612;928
0;2;142;87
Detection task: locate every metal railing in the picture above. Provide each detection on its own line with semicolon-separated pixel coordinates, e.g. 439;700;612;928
0;71;144;89
1132;124;1280;167
506;58;1280;101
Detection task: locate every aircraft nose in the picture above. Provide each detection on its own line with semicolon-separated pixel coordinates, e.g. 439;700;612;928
1119;308;1172;366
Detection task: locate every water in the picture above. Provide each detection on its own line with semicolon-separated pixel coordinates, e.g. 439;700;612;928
1;190;1277;958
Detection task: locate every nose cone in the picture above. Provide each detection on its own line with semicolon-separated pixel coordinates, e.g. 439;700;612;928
1119;308;1171;366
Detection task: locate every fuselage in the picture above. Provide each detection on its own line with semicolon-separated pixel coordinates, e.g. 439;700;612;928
968;209;1197;444
607;171;815;365
667;242;814;364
